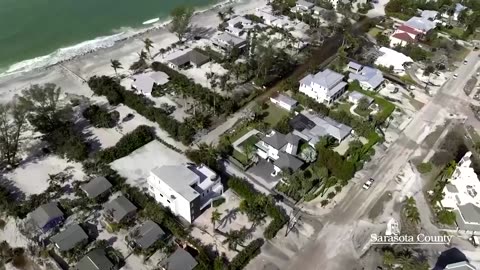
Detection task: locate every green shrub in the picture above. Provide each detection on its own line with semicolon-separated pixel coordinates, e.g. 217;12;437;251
264;218;287;240
228;177;259;201
229;239;264;270
83;105;118;128
212;197;226;208
96;125;155;164
416;162;432;174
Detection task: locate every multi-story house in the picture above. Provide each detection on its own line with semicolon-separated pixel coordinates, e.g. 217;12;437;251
298;69;347;104
441;152;480;233
147;164;223;223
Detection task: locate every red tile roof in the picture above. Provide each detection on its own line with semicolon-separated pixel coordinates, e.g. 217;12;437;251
391;32;416;43
397;24;423;36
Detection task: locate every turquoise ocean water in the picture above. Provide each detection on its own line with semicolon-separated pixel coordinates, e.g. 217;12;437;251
0;0;219;74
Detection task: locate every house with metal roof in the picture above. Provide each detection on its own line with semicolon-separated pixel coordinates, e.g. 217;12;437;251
291;0;315;13
212;32;247;52
421;10;439;20
160;247;198;270
348;62;384;90
299;69;347;104
81;176;112;199
269;93;298;111
404;16;437;34
348;91;374;105
76;249;115;270
31;202;64;232
131;71;170;96
255;131;305;174
50;224;89;252
441;152;480;233
129;220;166;250
166;49;210;69
147;164;223;223
103;196;137;223
290;111;352;144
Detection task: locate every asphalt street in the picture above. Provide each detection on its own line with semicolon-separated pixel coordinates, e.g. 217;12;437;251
285;50;480;270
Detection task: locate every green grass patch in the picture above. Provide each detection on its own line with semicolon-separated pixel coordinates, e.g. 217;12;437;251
350;87;395;124
239;135;260;149
337;102;353;113
228;124;254;144
368;27;382;37
354;107;372;117
262;102;290;127
400;74;416;85
232;150;249;166
442;26;465;39
417;162;433;174
385;12;412;21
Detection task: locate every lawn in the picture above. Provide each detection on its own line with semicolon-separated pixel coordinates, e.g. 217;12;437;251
442;26;465;39
354;107;372;117
239;135;260;149
228;123;254;143
232;150;249;165
337;102;353;113
262;102;290;127
368;27;382;37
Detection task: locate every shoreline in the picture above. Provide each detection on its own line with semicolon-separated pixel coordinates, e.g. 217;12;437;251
0;0;238;78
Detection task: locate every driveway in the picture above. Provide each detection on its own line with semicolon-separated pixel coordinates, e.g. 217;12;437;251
247;159;281;190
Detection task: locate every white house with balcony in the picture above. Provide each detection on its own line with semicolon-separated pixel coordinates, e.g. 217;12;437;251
298;69;347;104
147;164;223;223
440;152;480;233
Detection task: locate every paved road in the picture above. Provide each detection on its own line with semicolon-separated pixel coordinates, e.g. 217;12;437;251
285;50;480;270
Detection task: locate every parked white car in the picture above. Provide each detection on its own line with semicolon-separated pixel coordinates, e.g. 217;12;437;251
363;178;375;190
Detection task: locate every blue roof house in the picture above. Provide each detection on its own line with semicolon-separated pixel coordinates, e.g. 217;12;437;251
31;202;65;232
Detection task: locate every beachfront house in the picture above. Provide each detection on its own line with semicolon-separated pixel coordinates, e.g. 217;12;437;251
50;224;89;252
347;62;384;91
103;196;137;224
225;16;256;37
269;93;298;111
440;152;480;233
132;71;170;96
290;111;352;145
147;164;223;223
76;249;115;270
212;32;247;52
166;49;210;69
298;69;347;104
81;176;112;200
291;0;314;13
31;202;64;232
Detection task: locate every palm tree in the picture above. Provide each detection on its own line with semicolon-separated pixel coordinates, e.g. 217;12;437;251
211;209;222;230
110;59;122;76
225;7;234;18
383;250;395;269
222;227;250;251
138;50;148;61
244;144;256;161
217;11;226;21
396;255;416;270
143;38;154;58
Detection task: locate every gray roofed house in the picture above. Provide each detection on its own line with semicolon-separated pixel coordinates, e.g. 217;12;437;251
50;224;88;252
261;132;287;150
103;196;137;223
132;71;169;95
445;261;476;270
31;202;64;230
290;111;352;143
421;10;439;20
81;176;112;199
212;32;247;51
161;247;197;270
348;91;374;105
348;61;362;72
457;203;480;224
76;249;115;270
270;93;298;111
274;152;304;171
167;49;210;69
300;69;344;91
446;184;459;193
130;220;166;250
404;16;436;33
348;64;384;90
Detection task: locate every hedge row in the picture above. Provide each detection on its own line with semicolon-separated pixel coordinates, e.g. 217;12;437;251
229;238;264;270
151;62;237;114
96;125;155;164
88;76;196;144
228;177;288;239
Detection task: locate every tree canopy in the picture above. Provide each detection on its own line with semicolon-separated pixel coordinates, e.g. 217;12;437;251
170;6;194;41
